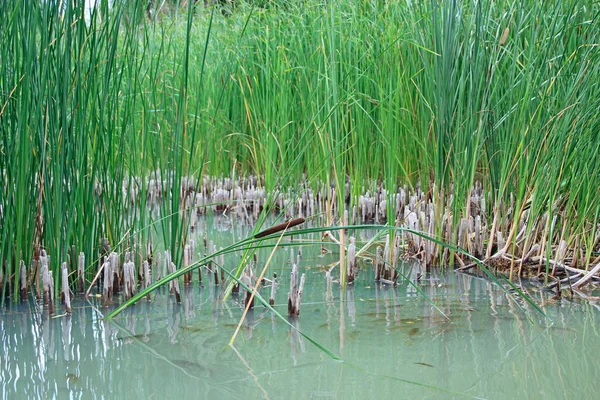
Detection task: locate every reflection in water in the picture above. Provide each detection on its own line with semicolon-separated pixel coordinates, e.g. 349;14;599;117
2;221;600;399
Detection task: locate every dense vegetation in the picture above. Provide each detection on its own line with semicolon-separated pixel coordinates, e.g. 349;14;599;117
1;0;599;301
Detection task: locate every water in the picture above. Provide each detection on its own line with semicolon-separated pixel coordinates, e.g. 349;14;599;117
2;216;600;399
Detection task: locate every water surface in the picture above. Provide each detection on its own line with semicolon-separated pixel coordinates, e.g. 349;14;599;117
2;217;599;399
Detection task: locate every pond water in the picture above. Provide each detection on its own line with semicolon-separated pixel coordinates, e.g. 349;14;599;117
2;216;599;399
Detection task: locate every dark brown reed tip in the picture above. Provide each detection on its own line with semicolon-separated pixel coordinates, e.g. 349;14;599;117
254;218;305;239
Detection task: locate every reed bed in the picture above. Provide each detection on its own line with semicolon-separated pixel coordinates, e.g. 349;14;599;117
1;0;600;306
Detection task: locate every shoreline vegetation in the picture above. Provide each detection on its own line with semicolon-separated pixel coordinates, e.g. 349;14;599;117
1;0;599;310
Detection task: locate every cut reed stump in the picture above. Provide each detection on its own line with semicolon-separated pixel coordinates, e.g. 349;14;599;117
102;259;111;306
288;264;305;317
61;262;71;313
347;236;357;284
183;244;192;285
19;260;27;300
123;260;136;300
269;273;277;306
41;258;55;314
48;271;55;314
220;251;225;283
143;260;151;301
382;235;392;280
77;252;85;293
109;252;120;295
374;246;383;281
40;251;55;313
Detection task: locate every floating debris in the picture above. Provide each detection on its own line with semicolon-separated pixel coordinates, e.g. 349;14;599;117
414;362;434;368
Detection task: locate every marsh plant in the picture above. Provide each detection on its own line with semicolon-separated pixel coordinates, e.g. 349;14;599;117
1;0;599;306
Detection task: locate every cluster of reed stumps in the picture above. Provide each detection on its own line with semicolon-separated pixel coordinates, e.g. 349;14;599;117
234;249;304;318
122;173;600;295
5;231;305;318
4;174;600;313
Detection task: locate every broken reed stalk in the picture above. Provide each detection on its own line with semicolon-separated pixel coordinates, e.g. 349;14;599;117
102;259;111;306
109;252;120;295
288;263;298;316
347;236;356;284
38;253;55;314
572;262;600;289
123;261;135;300
40;251;50;304
269;273;277;305
212;243;220;285
19;260;27;300
375;245;383;281
183;244;192;284
61;262;71;313
296;274;305;316
220;251;225;283
392;234;400;282
48;271;55;314
128;260;136;297
143;260;151;300
383;234;391;280
288;263;306;317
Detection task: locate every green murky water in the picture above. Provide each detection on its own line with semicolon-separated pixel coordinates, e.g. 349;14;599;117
2;216;599;399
